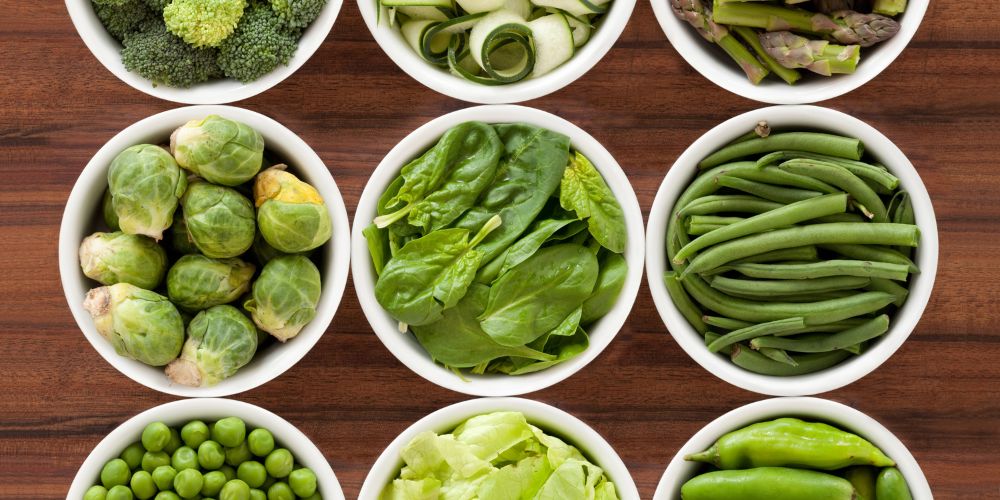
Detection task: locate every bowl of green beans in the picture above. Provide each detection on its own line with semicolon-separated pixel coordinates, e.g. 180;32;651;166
646;104;937;396
67;398;345;500
653;397;932;499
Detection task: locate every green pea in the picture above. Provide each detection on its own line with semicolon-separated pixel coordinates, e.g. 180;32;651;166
225;441;251;467
164;428;183;455
152;465;177;491
106;485;134;500
218;465;237;482
84;485;108;500
288;468;316;498
198;441;226;470
266;482;293;500
154;493;181;500
130;470;157;500
248;489;266;500
172;446;199;471
299;494;322;500
182;420;211;449
101;458;131;488
142;451;171;473
142;422;172;452
246;429;274;457
236;461;266;489
120;442;146;470
212;418;246;448
173;468;204;499
201;470;228;497
220;479;251;500
263;449;293;479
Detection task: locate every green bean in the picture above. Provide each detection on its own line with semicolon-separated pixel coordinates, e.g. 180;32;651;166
890;191;915;257
731;344;851;376
772;318;868;337
687;223;727;235
756;150;899;190
703;315;754;331
865;278;909;307
664;272;708;333
704;331;723;345
709;275;871;297
722;260;910;281
683;223;920;277
680;274;895;325
717;175;823;204
821;244;919;273
718;289;854;303
725;129;765;147
679;195;783;217
751;315;890;353
812;213;867;223
863;176;895;195
779;158;888;222
726;166;839;193
758;347;799;366
699;133;864;169
729;246;819;265
674;194;848;265
708;317;806;353
688;215;744;226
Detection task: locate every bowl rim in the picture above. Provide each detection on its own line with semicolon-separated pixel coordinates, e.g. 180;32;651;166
350;104;645;397
647;0;930;104
358;396;641;499
66;397;347;499
355;0;637;104
63;0;344;105
652;396;933;499
58;105;352;397
645;104;938;396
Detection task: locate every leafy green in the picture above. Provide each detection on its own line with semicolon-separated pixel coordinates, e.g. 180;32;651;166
560;151;627;253
474;218;577;284
581;252;628;325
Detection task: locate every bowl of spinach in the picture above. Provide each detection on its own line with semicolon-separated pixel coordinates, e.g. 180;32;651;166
351;105;644;396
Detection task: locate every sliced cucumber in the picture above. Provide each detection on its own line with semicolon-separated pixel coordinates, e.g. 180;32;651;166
528;13;574;77
502;0;533;19
564;12;591;47
529;0;604;18
421;13;486;64
397;5;451;20
381;0;453;7
401;19;438;54
468;9;535;82
457;0;505;13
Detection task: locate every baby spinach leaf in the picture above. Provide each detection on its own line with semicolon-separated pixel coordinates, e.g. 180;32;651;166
581;253;628;325
508;327;590;375
528;306;583;355
475;218;577;284
560;151;627;253
363;223;389;276
478;244;599;347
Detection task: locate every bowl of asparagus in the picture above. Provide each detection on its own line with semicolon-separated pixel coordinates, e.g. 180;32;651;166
650;0;928;104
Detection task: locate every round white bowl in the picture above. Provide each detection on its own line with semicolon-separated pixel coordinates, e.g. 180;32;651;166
357;0;636;103
351;104;644;396
67;398;346;499
359;397;640;499
59;105;352;397
654;397;932;499
64;0;343;104
649;0;928;104
646;104;938;396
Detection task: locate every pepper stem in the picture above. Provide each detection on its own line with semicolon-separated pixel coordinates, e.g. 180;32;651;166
683;445;719;465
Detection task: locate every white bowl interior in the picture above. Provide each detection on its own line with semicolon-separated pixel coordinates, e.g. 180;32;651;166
645;104;938;396
359;397;640;499
351;104;645;397
67;398;346;499
59;105;352;398
63;0;344;104
653;397;932;499
356;0;636;103
648;0;929;104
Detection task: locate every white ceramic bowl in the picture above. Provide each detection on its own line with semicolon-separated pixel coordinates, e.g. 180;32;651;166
359;397;640;499
654;397;932;499
351;104;644;396
64;0;343;104
357;0;636;103
649;0;928;104
646;105;938;396
67;398;346;499
59;105;352;397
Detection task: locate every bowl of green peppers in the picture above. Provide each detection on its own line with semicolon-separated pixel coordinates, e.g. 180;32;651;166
653;396;931;499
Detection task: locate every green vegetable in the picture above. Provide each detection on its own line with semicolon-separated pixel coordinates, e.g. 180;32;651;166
164;0;247;48
142;451;171;472
680;467;857;500
559;151;627;253
166;255;255;311
875;467;912;500
102;190;121;231
172;446;200;470
155;492;180;500
108;144;187;241
93;0;153;42
152;465;178;491
668;0;770;84
253;167;332;253
213;417;247;448
182;181;256;259
119;442;145;470
711;1;900;47
221;478;251;500
199;440;227;470
122;23;223;88
170;210;201;255
165;306;258;387
247;429;275;457
143;422;172;452
174;468;204;498
101;459;132;488
202;470;229;496
700;133;864;169
85;485;109;500
244;255;321;342
267;482;294;500
581;252;628;325
130;471;157;499
217;2;298;83
237;461;267;488
226;441;252;467
107;485;134;500
84;283;184;366
751;314;890;353
844;466;877;500
182;420;211;449
269;0;327;28
264;449;293;478
288;468;317;497
171;115;264;186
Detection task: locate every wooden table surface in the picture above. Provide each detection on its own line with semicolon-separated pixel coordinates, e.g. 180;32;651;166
3;1;1000;498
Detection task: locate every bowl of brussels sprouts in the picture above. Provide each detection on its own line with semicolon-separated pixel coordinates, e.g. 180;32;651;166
68;397;346;499
59;105;351;397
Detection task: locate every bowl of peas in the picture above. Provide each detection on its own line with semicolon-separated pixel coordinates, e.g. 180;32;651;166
68;398;344;500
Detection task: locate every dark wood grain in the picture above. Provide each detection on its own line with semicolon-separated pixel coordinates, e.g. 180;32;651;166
2;0;1000;498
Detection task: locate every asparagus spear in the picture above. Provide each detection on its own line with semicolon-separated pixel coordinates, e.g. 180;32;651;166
671;0;770;83
873;0;906;16
732;26;802;84
758;31;860;75
712;0;900;46
811;0;859;13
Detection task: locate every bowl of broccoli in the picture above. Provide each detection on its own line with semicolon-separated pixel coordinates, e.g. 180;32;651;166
65;0;343;104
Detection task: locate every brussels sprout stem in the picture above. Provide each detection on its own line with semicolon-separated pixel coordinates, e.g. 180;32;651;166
165;358;201;387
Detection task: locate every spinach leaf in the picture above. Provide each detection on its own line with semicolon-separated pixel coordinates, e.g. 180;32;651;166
528;306;583;356
363;223;389;276
475;218;577;284
478;244;599;347
559;151;627;253
499;327;590;375
581;253;628;325
411;284;554;369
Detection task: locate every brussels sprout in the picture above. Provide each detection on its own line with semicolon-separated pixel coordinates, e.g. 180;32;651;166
83;283;184;366
103;189;120;231
108;144;187;240
244;255;321;342
167;255;255;311
251;232;289;265
165;305;258;387
170;210;200;255
253;167;332;254
79;231;168;290
170;115;265;186
182;181;256;258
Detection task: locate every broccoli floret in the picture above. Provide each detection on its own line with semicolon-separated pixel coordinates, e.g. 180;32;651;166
164;0;248;48
93;0;154;42
122;22;223;87
268;0;326;29
141;0;169;11
93;0;133;5
217;2;299;82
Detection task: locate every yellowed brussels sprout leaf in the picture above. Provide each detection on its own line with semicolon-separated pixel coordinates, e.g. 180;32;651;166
254;166;332;253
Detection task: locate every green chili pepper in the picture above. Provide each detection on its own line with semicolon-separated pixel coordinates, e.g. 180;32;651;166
875;467;913;500
844;466;877;500
680;467;857;500
685;417;895;470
